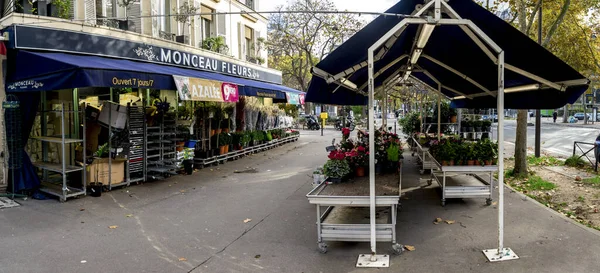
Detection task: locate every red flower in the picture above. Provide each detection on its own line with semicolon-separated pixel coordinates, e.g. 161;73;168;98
357;146;366;152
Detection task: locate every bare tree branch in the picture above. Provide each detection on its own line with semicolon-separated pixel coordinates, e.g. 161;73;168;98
542;0;571;47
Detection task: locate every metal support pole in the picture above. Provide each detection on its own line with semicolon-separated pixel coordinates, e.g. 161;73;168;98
367;47;378;260
497;51;505;253
437;88;441;141
534;1;542;157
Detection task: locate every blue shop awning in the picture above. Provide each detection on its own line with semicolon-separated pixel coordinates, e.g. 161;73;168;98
7;51;302;100
305;0;589;109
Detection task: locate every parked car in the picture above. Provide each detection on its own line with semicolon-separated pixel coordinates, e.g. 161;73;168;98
574;113;586;120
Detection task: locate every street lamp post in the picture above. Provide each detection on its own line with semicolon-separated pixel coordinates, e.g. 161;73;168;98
535;0;542;157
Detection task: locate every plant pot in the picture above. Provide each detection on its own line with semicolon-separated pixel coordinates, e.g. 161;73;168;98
223;128;230;133
375;163;384;175
89;182;103;197
467;160;475;166
485;160;492;166
219;145;227;155
210;129;216;136
475;160;481;166
228;145;232;153
450;116;457;123
474;127;481;132
442;160;449;166
313;175;321;184
356;166;366;177
328;177;343;184
183;160;193;175
449;160;455;166
216;129;222;134
176;141;185;152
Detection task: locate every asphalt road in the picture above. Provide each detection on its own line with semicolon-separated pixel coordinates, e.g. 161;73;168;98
496;120;600;158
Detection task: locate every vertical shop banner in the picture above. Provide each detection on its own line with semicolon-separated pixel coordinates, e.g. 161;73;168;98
173;75;224;102
221;83;239;102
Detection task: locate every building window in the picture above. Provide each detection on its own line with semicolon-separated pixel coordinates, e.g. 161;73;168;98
239;0;254;10
245;26;253;57
200;5;214;40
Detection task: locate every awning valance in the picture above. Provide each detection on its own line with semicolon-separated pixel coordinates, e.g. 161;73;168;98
7;51;302;101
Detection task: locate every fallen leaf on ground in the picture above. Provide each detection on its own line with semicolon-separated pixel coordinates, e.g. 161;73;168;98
126;214;133;218
404;245;415;251
108;225;118;229
492;202;498;206
80;208;85;211
445;220;455;225
178;257;187;262
254;255;261;259
180;190;186;193
243;218;252;223
81;260;87;264
433;218;442;224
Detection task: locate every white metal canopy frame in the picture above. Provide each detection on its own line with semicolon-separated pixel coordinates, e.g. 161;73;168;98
358;0;518;266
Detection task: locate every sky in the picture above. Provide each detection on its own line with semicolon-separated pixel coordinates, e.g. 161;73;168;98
260;0;399;15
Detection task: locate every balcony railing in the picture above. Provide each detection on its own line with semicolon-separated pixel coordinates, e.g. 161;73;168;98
96;15;128;30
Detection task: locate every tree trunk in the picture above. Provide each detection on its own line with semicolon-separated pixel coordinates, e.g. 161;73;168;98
513;109;529;176
563;105;568;123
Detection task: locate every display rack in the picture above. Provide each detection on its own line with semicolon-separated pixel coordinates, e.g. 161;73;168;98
126;103;146;185
425;151;495;207
33;104;87;202
410;136;440;174
306;160;403;254
146;112;178;179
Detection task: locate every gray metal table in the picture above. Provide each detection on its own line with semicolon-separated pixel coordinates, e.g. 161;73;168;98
411;136;440;174
425;153;495;206
306;161;403;254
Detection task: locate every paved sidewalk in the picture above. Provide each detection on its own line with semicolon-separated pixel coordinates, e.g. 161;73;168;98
2;130;600;272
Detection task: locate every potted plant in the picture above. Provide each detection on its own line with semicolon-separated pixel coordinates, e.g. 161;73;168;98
313;169;322;185
182;148;194;174
323;150;352;183
386;141;401;172
473;120;482;132
449;108;458;123
466;142;476;166
218;134;229;155
461;120;471;133
241;132;251;149
482;120;492;132
354;145;368;177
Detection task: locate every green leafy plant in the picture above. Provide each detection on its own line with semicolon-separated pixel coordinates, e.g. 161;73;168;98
399;112;420;134
266;131;273;141
52;0;72;19
201;36;230;54
565;156;586;167
386;142;400;162
323;158;351;178
218;133;231;147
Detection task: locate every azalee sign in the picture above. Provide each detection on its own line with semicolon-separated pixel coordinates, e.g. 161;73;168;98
161;49;260;80
173;75;239;103
10;25;283;84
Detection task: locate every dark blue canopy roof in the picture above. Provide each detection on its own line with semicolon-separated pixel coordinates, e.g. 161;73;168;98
7;50;304;100
305;0;588;109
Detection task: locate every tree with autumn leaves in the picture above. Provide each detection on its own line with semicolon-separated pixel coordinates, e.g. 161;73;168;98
485;0;600;177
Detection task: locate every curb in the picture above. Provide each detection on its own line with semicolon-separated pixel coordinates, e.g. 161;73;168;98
540;122;600;129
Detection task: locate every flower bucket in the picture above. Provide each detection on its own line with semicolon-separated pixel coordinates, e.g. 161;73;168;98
185;140;198;148
356;166;365;177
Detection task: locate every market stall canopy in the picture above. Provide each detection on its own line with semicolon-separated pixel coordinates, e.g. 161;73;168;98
6;50;303;102
305;0;589;109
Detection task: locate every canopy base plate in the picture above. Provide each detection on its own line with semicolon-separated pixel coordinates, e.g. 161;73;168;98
356;254;390;268
482;248;519;262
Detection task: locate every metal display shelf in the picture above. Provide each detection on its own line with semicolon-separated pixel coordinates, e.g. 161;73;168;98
305;160;403;254
411;136;440;174
34;104;87;202
194;135;300;167
425;152;495;207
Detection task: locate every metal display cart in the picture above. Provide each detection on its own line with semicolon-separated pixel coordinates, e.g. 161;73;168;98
126;103;146;185
194;134;299;167
306;160;403;254
411;136;440;174
33;104;87;202
146;112;178;180
425;151;495;207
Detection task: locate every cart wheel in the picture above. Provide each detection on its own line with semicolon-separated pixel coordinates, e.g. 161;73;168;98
427;179;433;186
392;244;404;255
411;153;415;157
441;200;446;207
397;204;403;212
486;198;493;206
318;242;328;254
